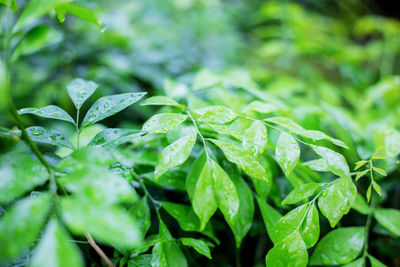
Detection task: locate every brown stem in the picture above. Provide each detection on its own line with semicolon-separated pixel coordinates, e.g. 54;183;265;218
85;232;115;267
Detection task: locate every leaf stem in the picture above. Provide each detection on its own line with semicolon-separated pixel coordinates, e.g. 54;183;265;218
187;110;210;159
76;109;80;149
362;195;376;266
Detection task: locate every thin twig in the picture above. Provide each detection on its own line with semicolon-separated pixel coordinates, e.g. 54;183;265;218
85;232;115;267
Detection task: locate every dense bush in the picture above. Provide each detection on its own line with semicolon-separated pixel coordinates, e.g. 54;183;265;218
1;1;399;267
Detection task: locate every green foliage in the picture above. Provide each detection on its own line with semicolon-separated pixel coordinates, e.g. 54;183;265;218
0;0;399;266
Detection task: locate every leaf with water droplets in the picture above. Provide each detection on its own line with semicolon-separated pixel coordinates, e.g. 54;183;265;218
81;92;146;128
60;197;141;249
180;238;212;259
300;204;320;248
129;197;151;237
55;3;102;27
143;113;188;134
265;117;348;149
368;255;388;267
282;183;321;205
128;254;152;267
193;161;217;231
242;120;268;158
23;126;74;148
88;128;145;149
0;194;51;261
67;78;98;110
265;231;308;267
18;105;75;124
275;132;300;177
310;227;364;266
256;196;282;239
154;134;196;179
141;96;185;109
318;178;356;227
303;159;328;172
0;150;48;203
29;219;84;267
373;208;400;237
209;159;239;225
193;106;237;124
209;139;269;183
310;145;350;179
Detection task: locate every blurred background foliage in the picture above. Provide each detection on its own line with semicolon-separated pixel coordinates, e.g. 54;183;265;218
1;0;400;266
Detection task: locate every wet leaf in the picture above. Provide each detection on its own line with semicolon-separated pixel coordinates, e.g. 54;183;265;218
303;159;328;172
282;183;321;205
193;106;237;124
310;145;350;179
143;113;188;134
18;105;74;124
275;132;300;177
180;238;211;259
256;196;282;239
129;197;151;237
88;128;145;149
67;78;98;110
55;3;101;27
373;208;400;237
26;126;73;148
242;120;268;158
141;96;185;109
300;204;319;248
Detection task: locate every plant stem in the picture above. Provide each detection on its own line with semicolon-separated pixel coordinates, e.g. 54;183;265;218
187;110;210;158
85;232;115;267
76;109;80;149
362;195;376;265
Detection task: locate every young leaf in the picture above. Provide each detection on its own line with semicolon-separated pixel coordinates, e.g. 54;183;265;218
242;120;268;158
193;105;237;124
25;126;73;148
0;150;48;203
12;25;62;61
373;209;400;237
310;145;350;179
18;105;74;124
275;132;300;177
372;180;382;196
270;204;308;244
88;128;145;149
256;196;282;239
366;184;372;202
60;198;141;248
81;92;146;128
180;238;212;259
309;227;364;265
129;197;151;237
0;194;51;261
318;178;357;227
142;113;188;134
354;160;368;170
265;117;348;148
282;183;321;205
13;0;70;33
300;204;320;248
209;159;239;225
29;219;84;267
355;169;369;181
67;78;98;110
373;167;387;176
265;231;308;267
368;255;388;267
55;3;101;27
193;160;217;230
140;96;185;109
154;134;196;179
209;139;269;183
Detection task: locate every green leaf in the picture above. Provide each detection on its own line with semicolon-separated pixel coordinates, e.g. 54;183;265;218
180;238;211;259
373;167;387;176
256;196;282;239
12;25;62;61
371;180;382;196
193;106;237;124
141;96;185;109
282;183;321;205
0;150;48;203
310;227;365;265
29;219;84;267
193;160;217;230
18;105;74;124
209;139;269;183
26;126;74;148
201;117;252;140
270;204;308;244
0;194;51;261
192;69;221;91
13;0;70;32
303;159;328;172
129;197;151;237
60;198;141;248
55;3;101;27
143;113;188;134
342;258;365;267
368;255;388;267
265;231;308;267
242;100;278;114
67;78;98;110
81;92;146;128
354;160;368;170
88;128;145;149
242;120;268;158
373;208;400;237
128;254;152;267
186;151;207;201
275;132;300;177
355;169;369;181
318;178;357;227
209;159;239;225
265;117;348;148
0;0;17;11
352;193;371;215
300;204;319;248
154;134;196;179
366;184;372;202
58;164;137;204
310;145;350;179
227;168;254;248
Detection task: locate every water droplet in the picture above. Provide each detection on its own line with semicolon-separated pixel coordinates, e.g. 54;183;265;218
170;146;174;151
322;190;328;197
261;135;267;140
333;244;341;252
